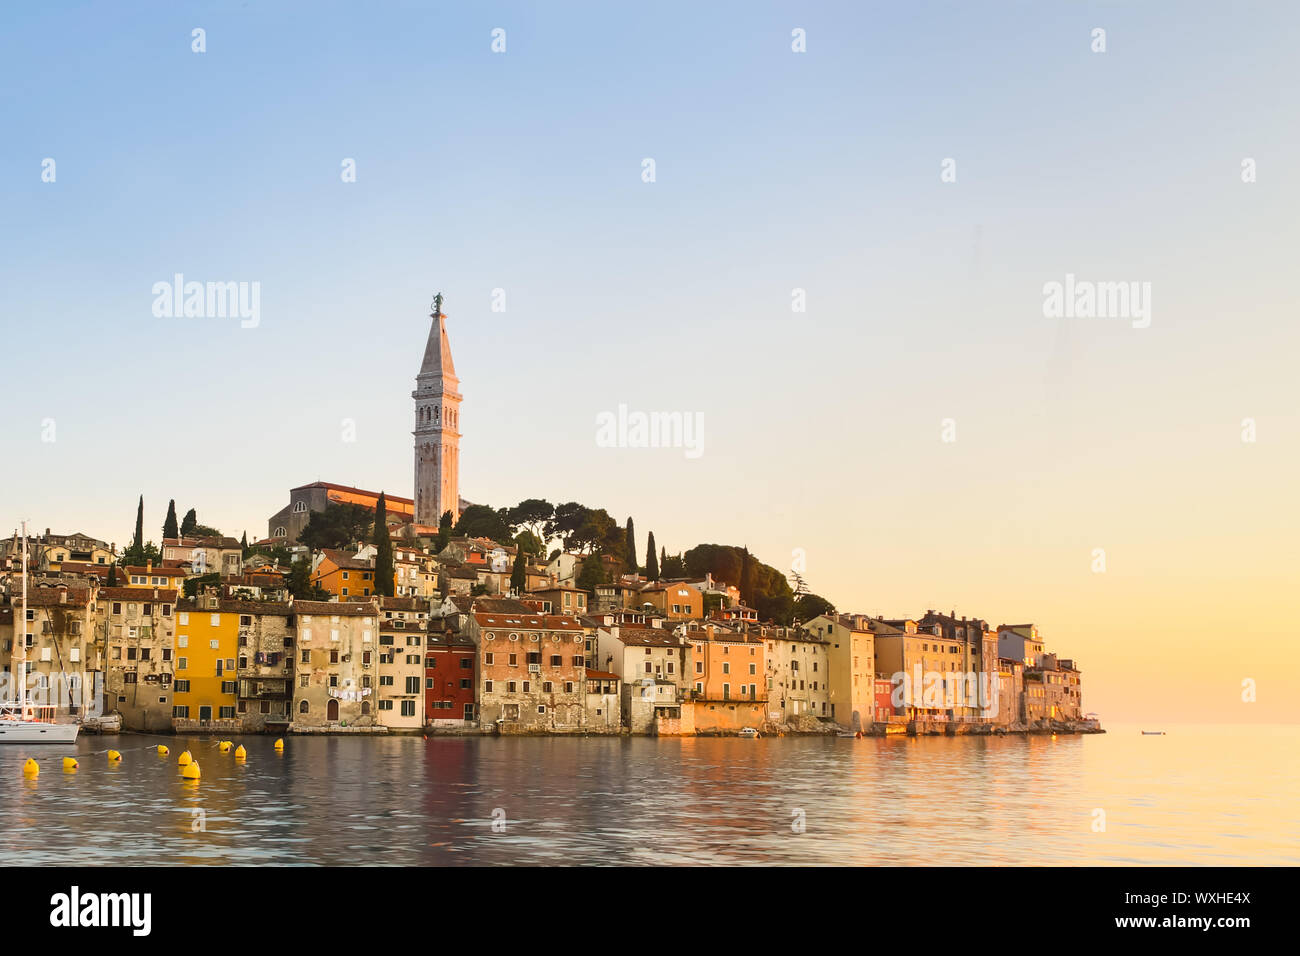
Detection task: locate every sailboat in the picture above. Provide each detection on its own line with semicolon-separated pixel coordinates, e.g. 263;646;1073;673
1;521;80;744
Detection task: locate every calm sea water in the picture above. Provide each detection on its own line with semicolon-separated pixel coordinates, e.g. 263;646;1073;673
0;724;1294;866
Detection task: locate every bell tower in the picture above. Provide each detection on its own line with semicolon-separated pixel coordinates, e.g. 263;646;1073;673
413;293;461;526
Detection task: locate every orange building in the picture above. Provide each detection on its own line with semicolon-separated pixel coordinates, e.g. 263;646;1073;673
310;549;376;600
687;626;767;731
639;581;703;620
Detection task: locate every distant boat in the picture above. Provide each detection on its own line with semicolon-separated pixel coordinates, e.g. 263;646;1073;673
738;727;760;738
1141;730;1166;736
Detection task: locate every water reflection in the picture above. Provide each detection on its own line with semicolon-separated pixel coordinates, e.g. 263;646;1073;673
0;725;1293;865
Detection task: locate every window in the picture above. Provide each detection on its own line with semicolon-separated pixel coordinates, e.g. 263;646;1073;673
219;706;235;719
405;676;420;694
177;657;187;671
299;700;309;713
174;679;190;692
221;681;236;694
484;652;494;665
173;706;189;718
485;680;494;693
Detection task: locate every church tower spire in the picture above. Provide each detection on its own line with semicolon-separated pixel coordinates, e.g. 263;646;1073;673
413;293;461;527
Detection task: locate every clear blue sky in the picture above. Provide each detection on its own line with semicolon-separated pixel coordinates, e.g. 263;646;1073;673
3;2;1299;721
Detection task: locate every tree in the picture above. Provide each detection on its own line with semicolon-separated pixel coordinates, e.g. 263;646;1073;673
576;553;609;592
106;564;117;586
435;510;453;552
624;517;637;573
662;552;686;578
180;508;198;536
453;504;511;542
372;493;395;598
660;546;667;578
298;503;373;551
645;532;659;580
514;530;543;557
794;593;835;622
240;530;249;554
132;496;144;552
569;508;616;555
506;499;554;546
545;502;588;547
163;500;179;540
286;560;328;600
510;548;526;593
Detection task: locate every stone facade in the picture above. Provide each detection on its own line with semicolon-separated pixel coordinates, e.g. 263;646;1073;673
413;300;461;527
291;600;378;729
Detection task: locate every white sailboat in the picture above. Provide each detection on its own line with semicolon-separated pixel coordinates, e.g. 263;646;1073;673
1;521;79;744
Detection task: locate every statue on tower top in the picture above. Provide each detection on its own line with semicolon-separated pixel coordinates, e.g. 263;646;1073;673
431;292;444;318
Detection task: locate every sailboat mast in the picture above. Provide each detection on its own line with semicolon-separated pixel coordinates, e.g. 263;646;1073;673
17;521;29;719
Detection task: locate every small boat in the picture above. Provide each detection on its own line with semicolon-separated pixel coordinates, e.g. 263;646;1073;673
1141;730;1166;736
738;727;760;738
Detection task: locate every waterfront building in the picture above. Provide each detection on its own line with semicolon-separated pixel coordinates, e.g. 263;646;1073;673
763;626;830;723
291;600;378;728
377;596;427;730
877;617;970;723
173;594;242;731
0;584;100;720
469;612;587;732
231;600;294;733
686;624;767;732
424;619;476;726
997;624;1045;668
98;585;176;731
585;668;622;732
806;613;879;732
595;625;689;733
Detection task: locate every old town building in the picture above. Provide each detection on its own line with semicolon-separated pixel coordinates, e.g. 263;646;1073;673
470;611;586;732
291;600;378;728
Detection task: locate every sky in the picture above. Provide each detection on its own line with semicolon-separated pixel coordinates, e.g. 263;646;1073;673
2;2;1298;724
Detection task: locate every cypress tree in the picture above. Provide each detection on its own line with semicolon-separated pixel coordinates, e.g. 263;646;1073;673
510;548;526;594
163;499;179;540
372;493;395;597
435;509;453;552
240;530;248;553
132;496;144;552
181;508;198;536
106;563;118;587
659;546;667;579
645;532;659;580
624;517;637;573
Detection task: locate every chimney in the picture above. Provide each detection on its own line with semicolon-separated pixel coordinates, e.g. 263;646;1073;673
147;560;153;574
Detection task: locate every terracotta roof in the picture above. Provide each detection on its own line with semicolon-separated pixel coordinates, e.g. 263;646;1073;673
585;668;621;681
22;586;92;606
380;596;427;612
292;600;376;616
292;481;414;506
318;549;374;571
473;613;583;632
473;598;535;614
610;627;681;647
99;587;178;603
123;565;187;577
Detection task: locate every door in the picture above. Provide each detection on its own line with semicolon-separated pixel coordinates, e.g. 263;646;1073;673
199;705;212;723
327;698;339;721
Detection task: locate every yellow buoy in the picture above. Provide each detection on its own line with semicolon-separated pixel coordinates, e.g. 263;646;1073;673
22;758;39;777
218;740;232;753
157;745;169;756
273;738;284;752
107;750;122;762
177;750;193;766
234;745;247;761
181;760;200;780
63;757;78;771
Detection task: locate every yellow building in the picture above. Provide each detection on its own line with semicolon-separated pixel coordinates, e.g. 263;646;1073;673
173;593;241;729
